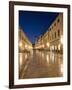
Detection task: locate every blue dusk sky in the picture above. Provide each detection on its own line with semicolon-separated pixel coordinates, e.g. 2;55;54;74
19;11;59;44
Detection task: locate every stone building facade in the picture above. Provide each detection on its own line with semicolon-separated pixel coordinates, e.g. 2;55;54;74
19;28;32;52
35;13;63;53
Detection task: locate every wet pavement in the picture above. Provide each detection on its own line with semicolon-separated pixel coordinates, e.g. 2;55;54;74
19;50;63;79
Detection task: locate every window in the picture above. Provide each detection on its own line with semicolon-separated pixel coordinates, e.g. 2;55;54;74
57;19;60;23
55;32;56;38
50;28;51;31
58;29;60;37
54;23;56;26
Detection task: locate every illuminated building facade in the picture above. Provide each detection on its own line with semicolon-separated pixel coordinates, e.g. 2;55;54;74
35;13;63;53
19;28;32;52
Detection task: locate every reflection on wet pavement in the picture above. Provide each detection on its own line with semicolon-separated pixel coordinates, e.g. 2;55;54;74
19;50;63;79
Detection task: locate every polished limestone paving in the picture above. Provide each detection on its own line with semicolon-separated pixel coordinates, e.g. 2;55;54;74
19;50;63;79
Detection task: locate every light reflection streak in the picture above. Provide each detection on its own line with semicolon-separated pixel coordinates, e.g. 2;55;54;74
46;54;49;64
25;54;27;59
42;52;44;58
60;64;63;75
50;52;55;63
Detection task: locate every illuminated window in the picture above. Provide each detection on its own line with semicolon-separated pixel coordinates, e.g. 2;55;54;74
46;42;50;47
58;44;60;50
60;35;63;44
